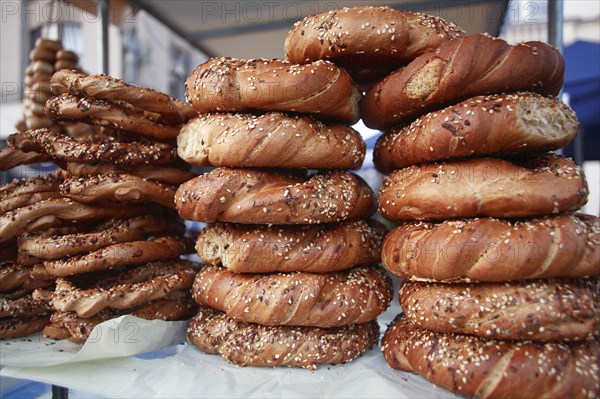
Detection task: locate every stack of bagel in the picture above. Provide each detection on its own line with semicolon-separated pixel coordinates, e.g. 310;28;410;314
1;71;201;342
358;33;600;398
174;52;395;368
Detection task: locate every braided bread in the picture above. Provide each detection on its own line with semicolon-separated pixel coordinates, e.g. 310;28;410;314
400;278;600;341
176;168;375;224
198;219;387;273
362;34;565;129
188;305;379;369
381;315;600;399
186;58;360;123
382;214;599;281
379;154;588;221
192;264;392;327
374;93;579;172
285;7;464;83
177;112;365;169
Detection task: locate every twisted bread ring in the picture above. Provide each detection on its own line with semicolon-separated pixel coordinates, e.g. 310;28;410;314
0;263;32;292
381;315;600;399
1;172;65;213
175;168;375;224
21;128;177;166
63;162;195;186
0;316;50;339
60;173;176;208
192;264;393;327
0;292;50;319
188;305;379;369
0;147;50;171
197;219;387;273
50;69;196;124
46;260;199;317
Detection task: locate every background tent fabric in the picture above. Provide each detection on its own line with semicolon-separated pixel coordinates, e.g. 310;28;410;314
562;40;600;161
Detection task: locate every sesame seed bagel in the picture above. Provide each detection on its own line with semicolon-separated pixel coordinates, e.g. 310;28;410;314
192;264;392;328
177;112;365;169
188;305;379;370
381;315;600;399
378;154;588;221
400;278;600;342
197;219;387;273
382;214;599;281
285;6;464;84
374;93;579;172
175;168;375;224
362;34;565;129
185;58;360;123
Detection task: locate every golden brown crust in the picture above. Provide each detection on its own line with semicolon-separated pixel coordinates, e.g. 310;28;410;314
50;69;196;124
63;162;195;186
378;154;588;221
0;292;51;319
21;128;177;166
382;214;599;281
0;263;33;293
192;264;392;327
285;7;464;84
197;219;387;273
177;112;365;169
381;315;600;399
0;172;65;213
0;316;50;339
374;93;579;172
176;168;375;224
188;305;379;369
185;58;360;123
362;35;565;129
400;278;600;341
0;147;50;171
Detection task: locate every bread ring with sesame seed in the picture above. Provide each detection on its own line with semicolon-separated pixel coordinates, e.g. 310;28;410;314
381;314;600;399
62;162;195;186
0;316;51;339
0;292;51;319
0;263;34;293
188;305;379;369
379;154;588;221
192;264;392;328
175;168;375;224
0;172;65;214
0;147;50;171
45;260;199;317
374;93;579;172
362;35;565;129
186;58;360;123
197;219;387;273
21;128;177;166
60;173;177;208
285;7;464;84
177;112;365;169
400;278;600;342
382;214;599;282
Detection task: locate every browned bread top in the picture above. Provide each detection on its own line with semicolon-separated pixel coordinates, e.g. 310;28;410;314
175;168;376;224
185;58;361;123
382;214;599;281
285;6;464;84
374;92;579;172
378;154;588;221
362;34;565;129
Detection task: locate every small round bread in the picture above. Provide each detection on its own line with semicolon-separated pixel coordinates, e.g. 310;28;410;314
0;316;50;339
56;50;78;63
176;168;375;224
42;236;186;277
54;61;78;71
285;7;464;84
382;214;600;282
374;93;579;172
30;46;57;62
362;35;565;129
188;305;379;370
63;162;195;186
30;60;54;75
178;112;365;169
44;260;199;317
400;278;600;341
35;38;62;52
192;264;392;328
21;128;177;166
45;94;180;142
198;219;387;273
185;58;360;123
50;69;196;124
60;173;176;208
378;154;588;221
381;315;600;399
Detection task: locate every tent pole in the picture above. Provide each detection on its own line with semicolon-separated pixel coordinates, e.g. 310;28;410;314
98;0;110;74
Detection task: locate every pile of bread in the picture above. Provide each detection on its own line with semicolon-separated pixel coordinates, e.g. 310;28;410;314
1;41;200;342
